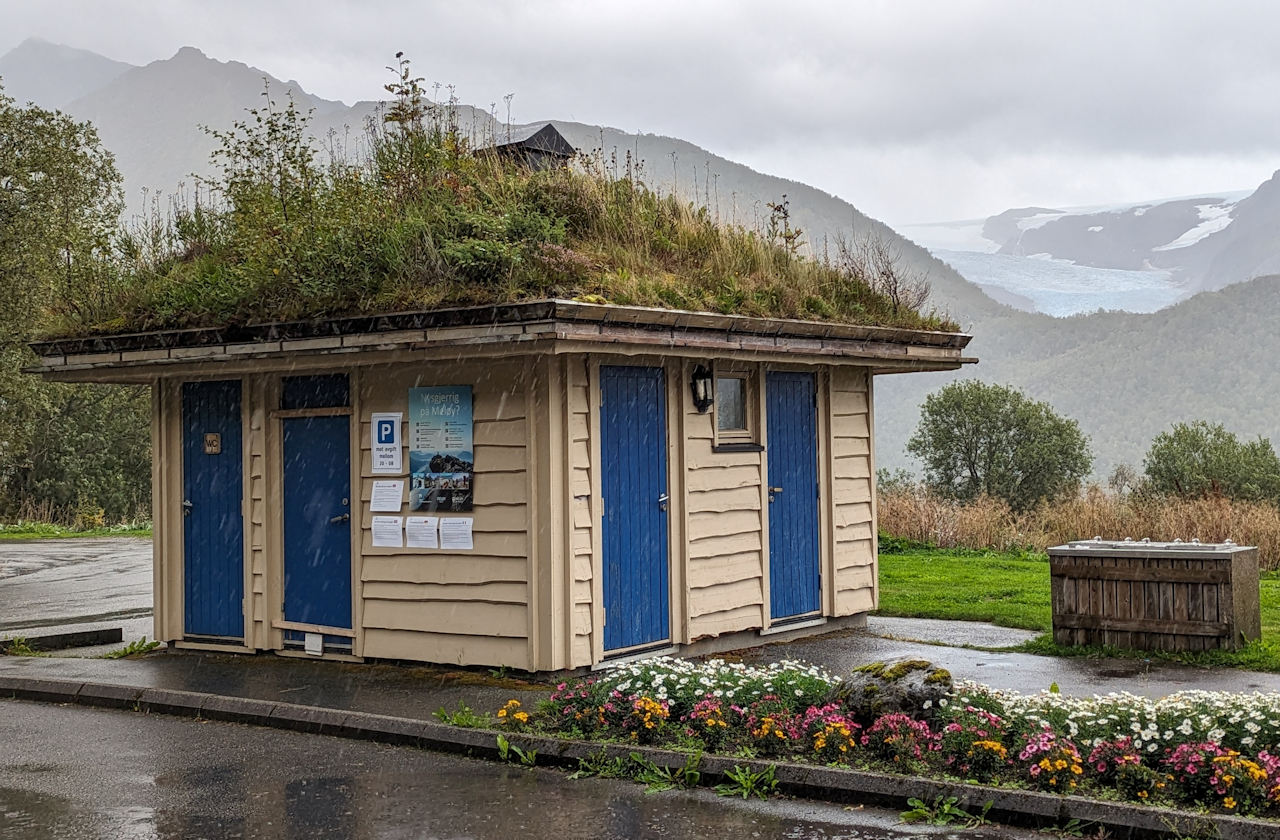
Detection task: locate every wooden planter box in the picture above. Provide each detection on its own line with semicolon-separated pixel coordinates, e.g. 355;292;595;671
1048;540;1261;652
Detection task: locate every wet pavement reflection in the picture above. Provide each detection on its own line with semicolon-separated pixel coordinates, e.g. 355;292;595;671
0;699;1034;840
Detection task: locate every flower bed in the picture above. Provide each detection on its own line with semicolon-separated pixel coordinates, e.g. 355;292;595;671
483;656;1280;820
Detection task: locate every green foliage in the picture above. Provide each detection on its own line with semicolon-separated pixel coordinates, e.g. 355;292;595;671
899;796;991;827
713;764;779;799
0;84;150;522
101;636;161;659
494;733;536;766
0;637;47;657
1144;420;1280;503
0;520;150;539
432;701;488;728
47;58;954;339
907;380;1092;512
628;751;702;793
568;750;631;780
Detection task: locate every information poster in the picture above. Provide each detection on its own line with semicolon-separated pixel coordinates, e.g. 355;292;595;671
369;480;404;512
371;516;404;548
408;386;474;513
405;516;439;548
439;517;474;550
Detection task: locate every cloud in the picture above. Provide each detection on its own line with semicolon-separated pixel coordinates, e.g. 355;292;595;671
3;0;1279;222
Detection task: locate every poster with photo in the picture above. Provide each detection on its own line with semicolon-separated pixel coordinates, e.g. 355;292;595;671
407;385;474;513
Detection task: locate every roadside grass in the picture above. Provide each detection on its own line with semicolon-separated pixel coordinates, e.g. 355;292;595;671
0;522;151;540
876;545;1280;672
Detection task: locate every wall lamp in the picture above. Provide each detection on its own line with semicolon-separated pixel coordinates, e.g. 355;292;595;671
690;364;714;413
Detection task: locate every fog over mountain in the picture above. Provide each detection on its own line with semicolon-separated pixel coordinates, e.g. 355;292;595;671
4;38;1280;478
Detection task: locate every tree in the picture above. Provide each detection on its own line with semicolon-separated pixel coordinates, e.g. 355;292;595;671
1143;420;1280;503
0;85;149;521
907;380;1091;511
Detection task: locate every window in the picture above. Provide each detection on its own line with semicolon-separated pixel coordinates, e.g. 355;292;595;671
716;376;747;433
712;368;759;449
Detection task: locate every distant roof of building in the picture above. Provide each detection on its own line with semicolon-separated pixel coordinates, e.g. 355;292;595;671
481;123;575;158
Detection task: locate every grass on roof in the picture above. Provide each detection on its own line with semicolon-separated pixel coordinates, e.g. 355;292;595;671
50;63;957;338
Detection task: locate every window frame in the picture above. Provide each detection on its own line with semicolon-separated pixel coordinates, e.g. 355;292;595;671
711;365;760;450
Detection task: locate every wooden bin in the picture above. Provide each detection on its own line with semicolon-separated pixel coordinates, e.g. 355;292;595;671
1048;540;1261;651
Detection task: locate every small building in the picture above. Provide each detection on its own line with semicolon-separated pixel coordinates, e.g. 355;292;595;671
29;300;972;670
479;123;576;170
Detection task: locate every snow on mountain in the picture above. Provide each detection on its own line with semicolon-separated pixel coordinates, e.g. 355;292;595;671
1151;201;1236;251
904;188;1265;317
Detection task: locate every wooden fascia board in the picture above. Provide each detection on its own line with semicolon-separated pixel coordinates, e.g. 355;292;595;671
30;312;970;383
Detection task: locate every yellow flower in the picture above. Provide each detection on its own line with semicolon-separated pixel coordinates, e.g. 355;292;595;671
1223;796;1237;810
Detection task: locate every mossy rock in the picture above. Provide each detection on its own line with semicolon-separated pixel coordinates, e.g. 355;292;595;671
833;657;953;723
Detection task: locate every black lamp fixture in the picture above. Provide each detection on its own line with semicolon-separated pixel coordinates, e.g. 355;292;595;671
690;364;713;413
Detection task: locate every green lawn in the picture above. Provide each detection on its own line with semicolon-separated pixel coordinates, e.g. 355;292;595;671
875;546;1280;671
0;522;151;540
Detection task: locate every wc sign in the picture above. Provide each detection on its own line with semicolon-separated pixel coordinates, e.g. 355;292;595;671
370;412;403;474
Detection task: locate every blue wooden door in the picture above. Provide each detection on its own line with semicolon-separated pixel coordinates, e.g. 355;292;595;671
766;371;821;620
282;415;352;636
600;366;670;651
182;380;244;639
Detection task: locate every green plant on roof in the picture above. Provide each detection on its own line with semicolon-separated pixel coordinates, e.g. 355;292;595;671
47;54;956;339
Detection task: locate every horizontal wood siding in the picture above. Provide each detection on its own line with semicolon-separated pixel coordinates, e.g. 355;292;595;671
246;377;269;649
357;361;532;668
830;366;875;615
566;358;595;666
684;395;765;639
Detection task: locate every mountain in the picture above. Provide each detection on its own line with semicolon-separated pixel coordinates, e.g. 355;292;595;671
64;46;357;211
7;40;1280;479
0;37;134;108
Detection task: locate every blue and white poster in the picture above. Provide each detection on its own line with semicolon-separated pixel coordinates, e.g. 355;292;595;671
408;386;474;513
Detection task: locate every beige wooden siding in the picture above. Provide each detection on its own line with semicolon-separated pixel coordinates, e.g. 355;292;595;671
829;366;876;614
356;361;532;669
683;374;766;639
245;377;269;649
566;358;595;666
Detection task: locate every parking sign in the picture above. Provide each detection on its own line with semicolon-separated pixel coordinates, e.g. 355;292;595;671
370;412;402;474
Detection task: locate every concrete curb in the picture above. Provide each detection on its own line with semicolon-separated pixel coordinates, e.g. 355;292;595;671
0;674;1272;839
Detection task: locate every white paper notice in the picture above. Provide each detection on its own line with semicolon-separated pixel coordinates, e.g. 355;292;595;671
371;516;404;548
405;516;439;549
370;480;405;512
439;517;473;550
371;412;403;474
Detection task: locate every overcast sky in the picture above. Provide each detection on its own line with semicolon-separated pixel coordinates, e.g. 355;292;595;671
3;0;1279;225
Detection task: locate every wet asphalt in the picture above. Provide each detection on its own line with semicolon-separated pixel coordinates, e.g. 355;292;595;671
0;538;152;645
0;700;1041;840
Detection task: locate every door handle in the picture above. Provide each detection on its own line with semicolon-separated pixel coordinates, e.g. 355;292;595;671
182;499;193;517
769;486;782;503
657;492;670;512
329;513;350;524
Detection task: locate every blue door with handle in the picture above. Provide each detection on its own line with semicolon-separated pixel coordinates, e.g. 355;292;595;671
766;371;821;621
282;414;353;637
600;366;670;652
182;380;244;639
